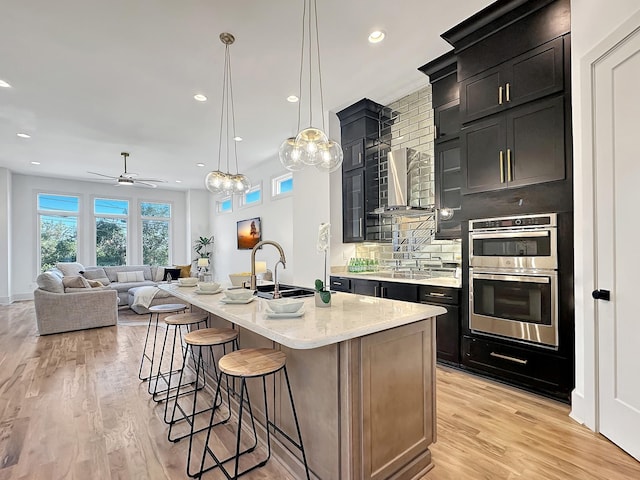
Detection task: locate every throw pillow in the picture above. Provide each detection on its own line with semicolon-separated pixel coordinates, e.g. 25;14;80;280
82;268;111;285
175;264;192;278
36;272;65;293
56;262;85;277
116;271;145;283
86;279;104;288
163;268;182;281
62;275;91;289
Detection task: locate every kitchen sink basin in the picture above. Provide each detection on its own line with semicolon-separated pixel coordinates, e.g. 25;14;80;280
256;284;316;299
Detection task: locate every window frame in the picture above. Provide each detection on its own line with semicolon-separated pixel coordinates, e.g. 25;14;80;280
240;182;263;209
216;196;234;214
139;200;173;266
93;196;130;267
271;172;293;200
36;192;81;273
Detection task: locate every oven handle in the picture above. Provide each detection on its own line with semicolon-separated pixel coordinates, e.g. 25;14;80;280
472;273;551;284
470;231;550;239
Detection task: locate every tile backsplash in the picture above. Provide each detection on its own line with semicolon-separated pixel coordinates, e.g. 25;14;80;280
355;85;461;271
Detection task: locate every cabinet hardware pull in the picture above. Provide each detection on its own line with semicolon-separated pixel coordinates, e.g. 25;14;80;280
332;281;343;286
428;292;447;297
359;218;363;237
499;151;505;183
434;124;437;138
507;148;512;181
499;85;503;105
374;286;379;297
381;286;387;298
358;152;362;164
506;82;511;102
490;352;528;365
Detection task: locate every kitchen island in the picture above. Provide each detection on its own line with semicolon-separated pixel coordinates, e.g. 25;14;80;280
159;284;446;480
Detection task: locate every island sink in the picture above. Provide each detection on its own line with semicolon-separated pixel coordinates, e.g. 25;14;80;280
256;283;315;299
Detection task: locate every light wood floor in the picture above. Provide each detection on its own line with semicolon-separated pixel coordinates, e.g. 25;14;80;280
1;302;639;479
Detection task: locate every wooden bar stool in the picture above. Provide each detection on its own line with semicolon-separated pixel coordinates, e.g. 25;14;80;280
138;303;188;384
168;327;240;474
151;312;209;413
197;348;310;480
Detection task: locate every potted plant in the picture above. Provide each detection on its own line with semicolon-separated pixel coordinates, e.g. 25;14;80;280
193;235;214;279
315;278;331;307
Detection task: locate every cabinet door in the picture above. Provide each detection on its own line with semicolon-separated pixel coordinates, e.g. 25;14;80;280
342;169;365;243
461;116;507;194
507;37;564;109
342;139;364;171
436;305;460;365
329;276;351;293
352;279;378;296
435;139;461;239
380;282;419;302
434;100;460;143
506;96;565;188
459;65;503;123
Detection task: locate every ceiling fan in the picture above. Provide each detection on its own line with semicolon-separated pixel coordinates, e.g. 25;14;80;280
88;152;166;188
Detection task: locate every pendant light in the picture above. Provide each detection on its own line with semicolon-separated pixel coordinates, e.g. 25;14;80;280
279;0;343;173
205;33;251;195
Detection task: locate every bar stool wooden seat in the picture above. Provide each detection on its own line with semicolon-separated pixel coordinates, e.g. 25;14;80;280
138;303;187;386
168;326;239;474
151;312;209;413
197;348;310;480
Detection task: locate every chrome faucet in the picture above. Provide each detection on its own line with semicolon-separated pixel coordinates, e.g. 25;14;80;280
250;240;286;298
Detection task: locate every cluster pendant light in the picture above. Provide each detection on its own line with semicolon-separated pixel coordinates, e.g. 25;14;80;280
205;33;251;195
278;0;343;173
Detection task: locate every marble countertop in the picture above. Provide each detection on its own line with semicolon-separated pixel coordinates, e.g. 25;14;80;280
159;284;446;350
332;272;462;288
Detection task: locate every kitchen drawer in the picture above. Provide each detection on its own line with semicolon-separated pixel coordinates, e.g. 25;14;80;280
329;276;351;293
461;335;571;400
419;285;460;305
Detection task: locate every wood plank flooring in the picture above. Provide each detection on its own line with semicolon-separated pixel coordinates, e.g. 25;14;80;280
1;301;639;479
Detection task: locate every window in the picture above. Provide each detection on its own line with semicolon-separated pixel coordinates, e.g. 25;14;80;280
241;184;262;207
94;198;129;266
272;172;293;198
216;196;233;214
38;194;79;272
141;202;171;265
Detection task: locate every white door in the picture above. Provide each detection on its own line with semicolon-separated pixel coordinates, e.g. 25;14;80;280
594;25;640;461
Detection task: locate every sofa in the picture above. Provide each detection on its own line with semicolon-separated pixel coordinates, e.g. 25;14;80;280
34;270;118;335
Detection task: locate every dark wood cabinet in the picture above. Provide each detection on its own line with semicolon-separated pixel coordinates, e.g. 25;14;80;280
351;278;419;302
435;139;462;238
342;169;365;243
342;139;365;172
462;95;565;194
460;37;564;124
329;276;351;293
419;286;461;366
434;99;460;143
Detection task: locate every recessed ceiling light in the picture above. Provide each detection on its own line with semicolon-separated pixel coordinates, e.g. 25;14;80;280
194;94;207;102
0;80;11;88
31;161;40;165
368;30;385;43
287;95;299;103
175;180;182;183
196;163;205;167
233;136;243;142
17;133;31;138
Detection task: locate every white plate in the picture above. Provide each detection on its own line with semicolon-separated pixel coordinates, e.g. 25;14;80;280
220;296;256;305
194;287;224;295
264;308;305;319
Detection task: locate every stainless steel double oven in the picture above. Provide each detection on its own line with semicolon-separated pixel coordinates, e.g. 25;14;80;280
469;213;558;348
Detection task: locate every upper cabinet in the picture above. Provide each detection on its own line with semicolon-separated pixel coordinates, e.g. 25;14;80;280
460;37;564;124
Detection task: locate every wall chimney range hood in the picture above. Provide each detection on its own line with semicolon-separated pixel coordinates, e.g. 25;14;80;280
372;147;434;217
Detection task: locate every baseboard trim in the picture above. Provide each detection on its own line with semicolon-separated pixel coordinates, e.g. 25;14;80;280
569;389;585;425
0;292;34;305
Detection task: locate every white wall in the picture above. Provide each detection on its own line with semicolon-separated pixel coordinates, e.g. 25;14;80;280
10;174;189;298
210;156;295;286
187;188;213;270
0;168;12;304
570;0;640;428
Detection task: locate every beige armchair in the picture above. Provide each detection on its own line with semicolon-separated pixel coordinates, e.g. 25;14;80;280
34;286;118;335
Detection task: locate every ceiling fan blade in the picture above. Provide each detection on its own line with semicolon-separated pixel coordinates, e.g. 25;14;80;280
135;181;158;188
88;171;118;179
135;177;167;183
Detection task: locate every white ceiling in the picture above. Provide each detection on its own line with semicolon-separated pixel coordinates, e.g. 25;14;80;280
0;0;493;190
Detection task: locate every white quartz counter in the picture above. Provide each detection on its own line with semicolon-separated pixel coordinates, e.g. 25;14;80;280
159;284;446;350
333;272;462;288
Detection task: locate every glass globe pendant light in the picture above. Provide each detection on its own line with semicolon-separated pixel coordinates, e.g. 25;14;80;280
205;32;251;195
279;0;343;173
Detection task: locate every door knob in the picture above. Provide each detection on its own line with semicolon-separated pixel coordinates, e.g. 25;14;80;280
592;289;611;301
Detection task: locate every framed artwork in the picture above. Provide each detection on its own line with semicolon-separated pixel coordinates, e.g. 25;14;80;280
237;217;261;250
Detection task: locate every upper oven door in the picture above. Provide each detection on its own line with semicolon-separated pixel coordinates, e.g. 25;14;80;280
469;228;557;269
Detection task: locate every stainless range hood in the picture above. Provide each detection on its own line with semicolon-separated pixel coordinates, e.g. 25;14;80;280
372;148;434;217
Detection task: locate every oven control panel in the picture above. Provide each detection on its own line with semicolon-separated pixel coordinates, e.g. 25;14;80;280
471;214;555;230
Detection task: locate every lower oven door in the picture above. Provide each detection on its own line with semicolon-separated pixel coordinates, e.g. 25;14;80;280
469;269;558;348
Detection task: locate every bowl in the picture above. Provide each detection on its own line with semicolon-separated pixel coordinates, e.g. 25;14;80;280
178;277;198;286
224;288;255;301
198;281;220;292
229;272;251;287
266;298;304;314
